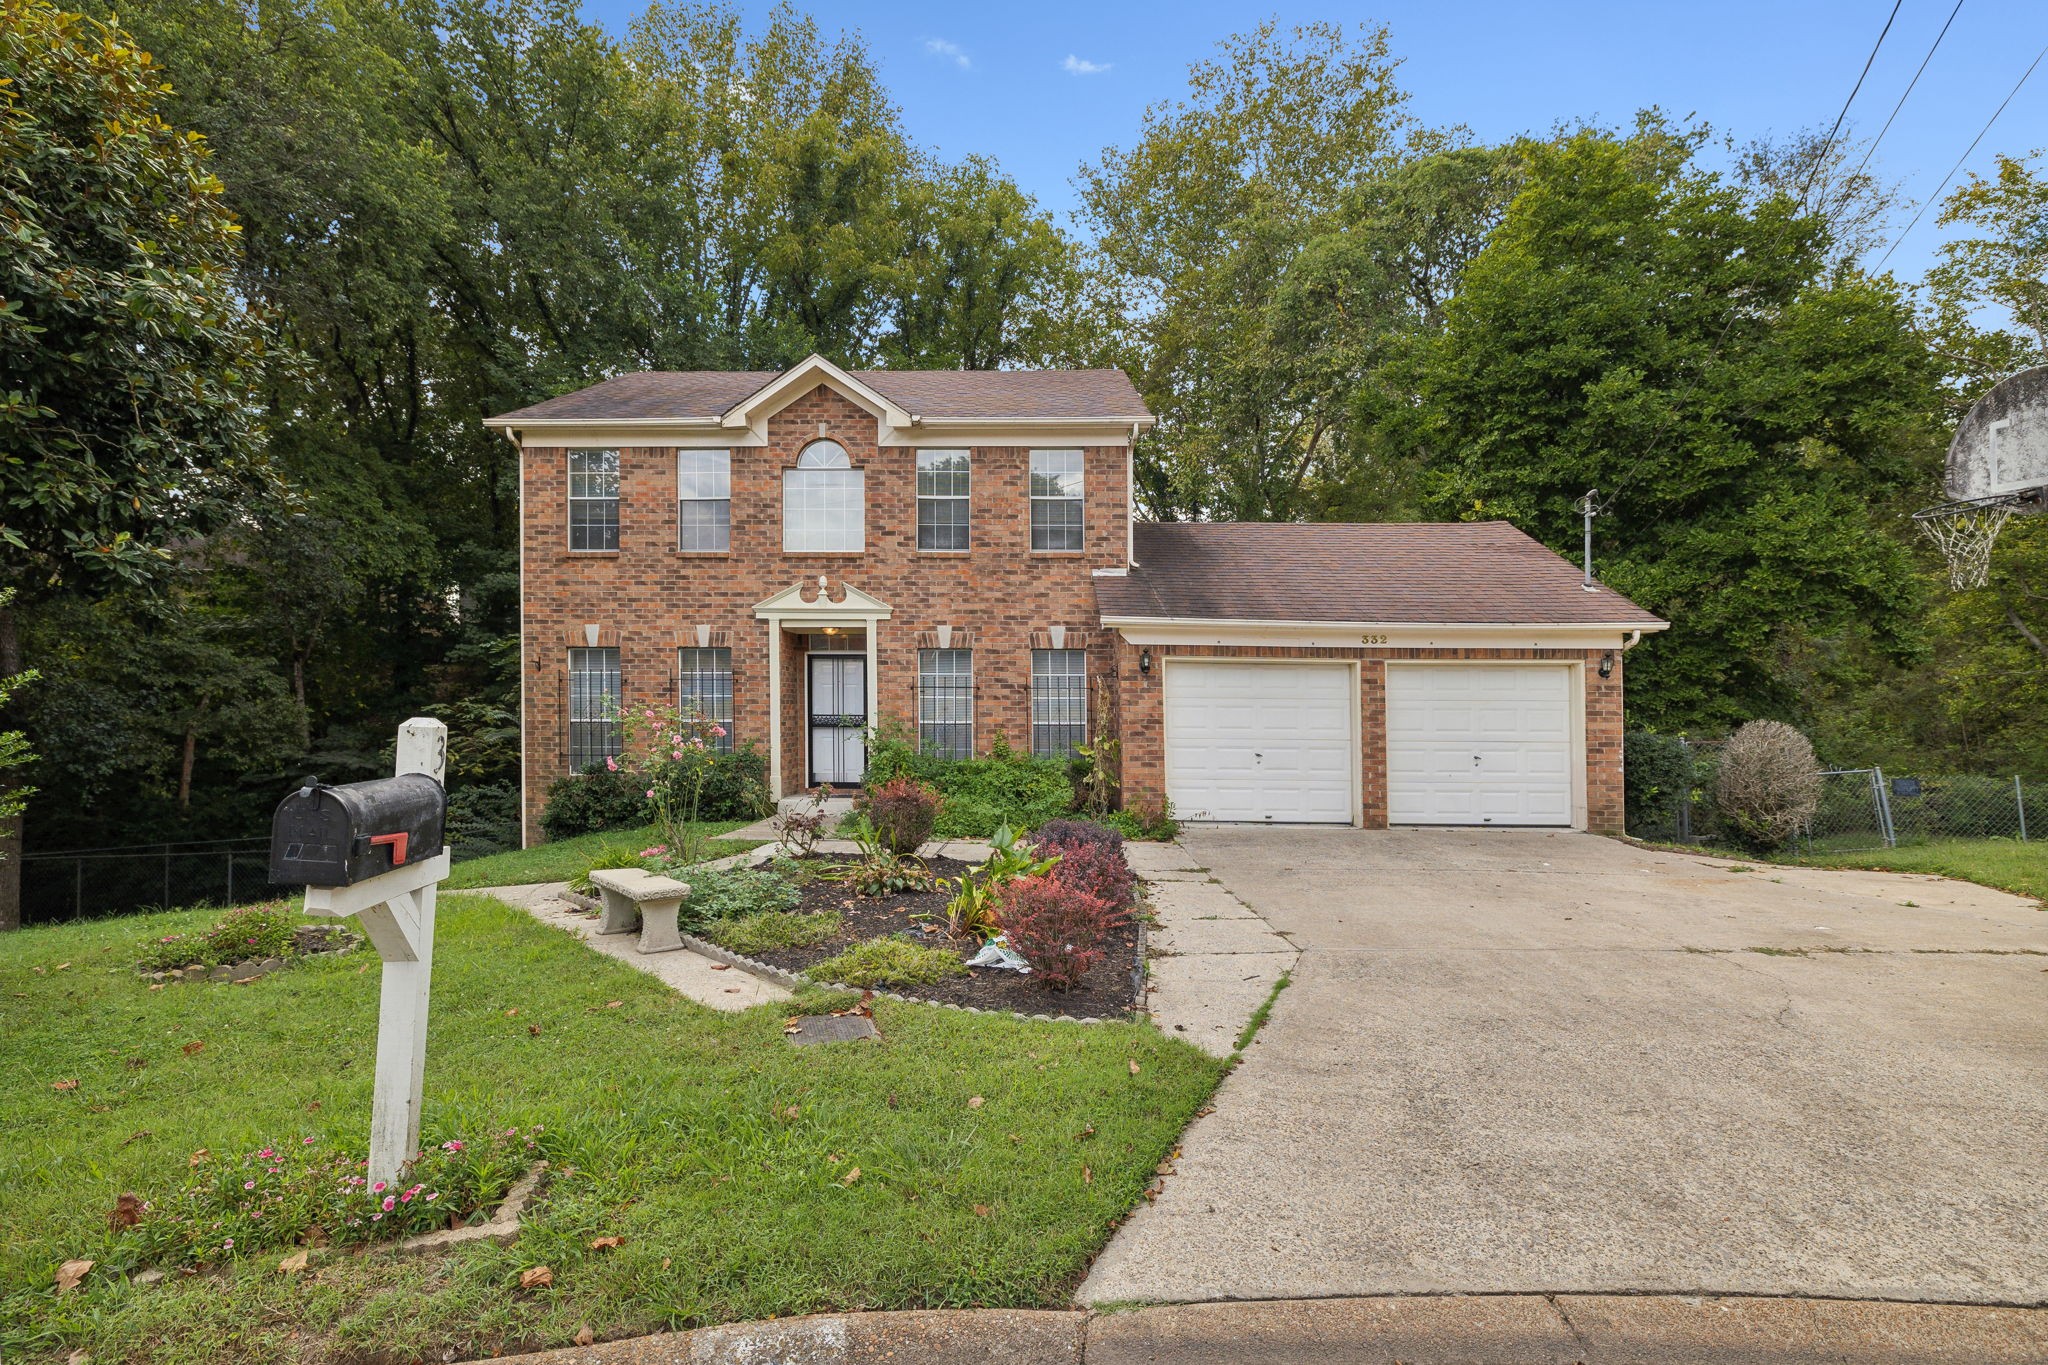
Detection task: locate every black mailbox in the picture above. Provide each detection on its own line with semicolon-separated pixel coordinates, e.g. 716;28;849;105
270;773;446;887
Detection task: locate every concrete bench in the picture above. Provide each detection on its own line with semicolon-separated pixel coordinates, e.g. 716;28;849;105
586;867;691;954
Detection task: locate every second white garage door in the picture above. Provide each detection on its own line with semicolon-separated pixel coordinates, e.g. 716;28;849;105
1386;664;1576;826
1164;661;1355;823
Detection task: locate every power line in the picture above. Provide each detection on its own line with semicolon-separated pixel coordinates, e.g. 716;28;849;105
1591;0;1905;518
1874;37;2048;271
1846;0;1966;190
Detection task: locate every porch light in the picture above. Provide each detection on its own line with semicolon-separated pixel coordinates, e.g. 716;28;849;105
1598;650;1615;679
1139;649;1153;675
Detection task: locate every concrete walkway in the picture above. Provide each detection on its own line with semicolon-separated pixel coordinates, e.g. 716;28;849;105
1127;840;1295;1057
479;1295;2048;1364
1083;827;2048;1308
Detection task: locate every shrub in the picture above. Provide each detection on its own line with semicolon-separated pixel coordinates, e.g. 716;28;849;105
683;865;801;925
569;845;652;896
1037;839;1136;910
805;935;967;988
541;744;773;840
1031;818;1125;857
997;874;1128;991
772;788;832;855
857;776;942;856
446;782;521;860
124;1127;541;1268
140;903;302;971
862;718;1071;836
1101;795;1178;842
1624;731;1697;838
1715;720;1823;853
704;909;841;956
539;766;649;840
649;740;773;823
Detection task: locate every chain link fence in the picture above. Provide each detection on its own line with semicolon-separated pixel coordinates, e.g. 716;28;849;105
1625;732;2038;854
20;838;276;925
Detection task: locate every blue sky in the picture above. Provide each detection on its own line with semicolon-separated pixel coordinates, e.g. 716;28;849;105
579;0;2048;287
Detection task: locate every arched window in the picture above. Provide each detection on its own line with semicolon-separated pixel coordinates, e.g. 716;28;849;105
784;439;864;552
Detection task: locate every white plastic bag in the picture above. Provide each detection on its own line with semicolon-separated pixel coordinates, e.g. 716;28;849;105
965;933;1031;973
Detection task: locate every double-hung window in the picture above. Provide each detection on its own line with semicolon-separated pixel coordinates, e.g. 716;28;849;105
1031;649;1087;759
918;649;973;759
567;647;622;771
1029;449;1084;551
568;450;620;551
677;647;734;751
783;439;864;553
917;450;970;551
678;451;731;552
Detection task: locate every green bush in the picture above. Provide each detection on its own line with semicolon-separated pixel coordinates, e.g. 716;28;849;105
704;909;841;956
861;723;1071;837
649;741;774;823
569;844;653;895
541;743;773;840
539;765;649;840
805;935;968;988
139;903;301;971
1624;731;1697;838
1100;796;1179;842
446;782;521;860
684;865;801;925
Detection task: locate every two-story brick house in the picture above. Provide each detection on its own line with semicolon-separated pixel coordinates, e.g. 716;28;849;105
490;356;1667;845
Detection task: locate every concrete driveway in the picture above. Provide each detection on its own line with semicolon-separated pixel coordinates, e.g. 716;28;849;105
1081;828;2048;1307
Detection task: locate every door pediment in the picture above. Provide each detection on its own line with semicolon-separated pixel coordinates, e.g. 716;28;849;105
753;580;893;619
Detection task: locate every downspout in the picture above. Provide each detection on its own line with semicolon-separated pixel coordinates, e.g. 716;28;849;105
1126;427;1138;568
1622;629;1642;651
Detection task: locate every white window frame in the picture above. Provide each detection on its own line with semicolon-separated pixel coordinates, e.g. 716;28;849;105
677;450;731;552
1030;449;1084;552
783;439;865;554
1031;648;1088;759
567;647;622;770
917;450;971;551
568;450;620;551
918;648;974;759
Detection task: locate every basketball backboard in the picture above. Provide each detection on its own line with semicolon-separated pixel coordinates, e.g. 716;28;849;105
1917;366;2048;589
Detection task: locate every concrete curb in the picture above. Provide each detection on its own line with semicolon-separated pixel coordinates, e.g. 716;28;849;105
475;1295;2048;1364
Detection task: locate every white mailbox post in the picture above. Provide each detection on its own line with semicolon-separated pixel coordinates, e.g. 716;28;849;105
302;717;451;1185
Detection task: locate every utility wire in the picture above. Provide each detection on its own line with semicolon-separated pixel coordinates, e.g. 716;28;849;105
1874;36;2048;271
1847;0;1965;189
1590;0;1904;518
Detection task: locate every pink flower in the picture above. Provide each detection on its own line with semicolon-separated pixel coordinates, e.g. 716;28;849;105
382;1195;396;1211
257;1148;274;1160
372;1181;387;1193
645;789;656;799
711;725;727;738
425;1192;439;1202
302;1136;316;1145
370;1211;383;1222
243;1180;256;1190
440;1140;465;1153
222;1238;234;1249
400;1191;414;1203
604;756;618;771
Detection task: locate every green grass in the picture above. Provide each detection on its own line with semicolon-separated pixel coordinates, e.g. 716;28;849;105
806;937;969;988
0;897;1220;1364
443;822;763;889
1785;838;2048;903
701;910;842;956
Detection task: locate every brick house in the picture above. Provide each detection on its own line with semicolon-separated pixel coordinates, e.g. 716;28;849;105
488;356;1667;844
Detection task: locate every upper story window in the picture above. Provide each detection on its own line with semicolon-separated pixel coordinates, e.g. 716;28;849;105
1030;449;1084;551
678;450;731;552
917;450;971;551
783;439;864;554
567;647;621;771
568;450;620;551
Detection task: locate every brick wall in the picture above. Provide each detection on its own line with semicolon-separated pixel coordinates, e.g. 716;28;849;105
520;383;1128;842
1114;640;1628;834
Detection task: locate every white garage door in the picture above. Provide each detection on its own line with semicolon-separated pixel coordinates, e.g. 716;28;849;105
1386;665;1575;826
1164;661;1354;823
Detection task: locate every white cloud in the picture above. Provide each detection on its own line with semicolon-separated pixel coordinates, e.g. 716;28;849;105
1062;54;1112;76
924;38;970;70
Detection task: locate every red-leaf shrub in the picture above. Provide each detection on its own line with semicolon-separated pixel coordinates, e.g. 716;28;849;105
1036;838;1136;910
1030;818;1125;857
857;776;942;857
997;874;1129;991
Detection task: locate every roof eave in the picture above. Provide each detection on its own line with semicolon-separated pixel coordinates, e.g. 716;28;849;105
1098;614;1671;633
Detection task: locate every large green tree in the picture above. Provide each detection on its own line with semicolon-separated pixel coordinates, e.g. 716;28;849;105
0;0;275;926
1411;126;1943;728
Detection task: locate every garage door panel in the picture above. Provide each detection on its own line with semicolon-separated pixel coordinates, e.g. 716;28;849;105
1386;665;1576;827
1166;662;1355;824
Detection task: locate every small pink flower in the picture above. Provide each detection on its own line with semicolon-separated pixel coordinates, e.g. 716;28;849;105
645;788;655;799
302;1136;316;1145
425;1192;439;1202
441;1140;465;1153
711;725;727;738
400;1191;414;1203
604;756;618;771
382;1195;396;1211
257;1148;274;1160
243;1180;256;1190
370;1211;383;1222
372;1181;387;1193
222;1238;234;1249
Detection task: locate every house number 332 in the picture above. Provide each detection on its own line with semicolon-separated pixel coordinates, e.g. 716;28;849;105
1359;633;1389;645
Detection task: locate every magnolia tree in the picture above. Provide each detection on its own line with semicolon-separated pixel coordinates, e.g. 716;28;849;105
605;703;730;867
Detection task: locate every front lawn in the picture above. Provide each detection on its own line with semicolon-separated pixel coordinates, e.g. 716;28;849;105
1787;837;2048;903
0;895;1220;1364
444;821;764;889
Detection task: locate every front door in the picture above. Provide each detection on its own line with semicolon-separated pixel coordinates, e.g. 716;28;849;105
808;654;866;786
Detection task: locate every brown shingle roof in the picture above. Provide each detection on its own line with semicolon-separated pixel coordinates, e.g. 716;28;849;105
492;368;1150;423
1095;522;1666;626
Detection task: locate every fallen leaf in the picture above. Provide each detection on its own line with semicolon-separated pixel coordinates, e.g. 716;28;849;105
841;1166;860;1185
588;1235;624;1251
971;1203;991;1217
825;1153;840;1164
188;1149;210;1167
181;1041;205;1057
661;1257;672;1269
305;1101;322;1113
52;1079;78;1091
886;1093;898;1109
1127;1058;1141;1076
1156;1162;1174;1176
54;962;70;971
504;1008;519;1017
67;1349;90;1365
125;1057;146;1070
55;1259;93;1294
528;1024;542;1036
118;1129;151;1148
519;1266;553;1290
1082;1164;1093;1185
782;1105;800;1120
574;1324;595;1346
1074;1124;1096;1141
710;963;730;971
1007;1133;1021;1144
147;983;165;992
966;1096;984;1110
605;1001;621;1010
106;1193;143;1230
278;1250;310;1276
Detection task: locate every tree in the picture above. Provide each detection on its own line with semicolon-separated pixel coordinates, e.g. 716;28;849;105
0;0;275;926
1412;126;1943;728
1924;151;2048;399
1732;127;1901;266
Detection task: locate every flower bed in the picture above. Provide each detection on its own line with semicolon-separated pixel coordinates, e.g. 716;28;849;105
694;852;1142;1019
137;903;362;983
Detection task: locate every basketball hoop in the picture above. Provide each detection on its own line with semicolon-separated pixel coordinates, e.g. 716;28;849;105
1913;493;2018;591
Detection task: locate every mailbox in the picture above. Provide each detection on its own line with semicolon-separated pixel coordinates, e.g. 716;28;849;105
270;773;447;888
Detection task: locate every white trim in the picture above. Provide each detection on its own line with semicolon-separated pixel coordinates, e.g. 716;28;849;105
754;582;892;799
1112;620;1665;650
1383;659;1587;830
1160;656;1363;828
721;354;915;431
491;420;1147;450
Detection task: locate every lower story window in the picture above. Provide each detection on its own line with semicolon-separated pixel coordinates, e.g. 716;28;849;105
678;647;734;751
568;647;621;772
919;649;973;759
1031;649;1087;759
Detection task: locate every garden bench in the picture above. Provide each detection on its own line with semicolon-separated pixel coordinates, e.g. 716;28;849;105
585;867;691;954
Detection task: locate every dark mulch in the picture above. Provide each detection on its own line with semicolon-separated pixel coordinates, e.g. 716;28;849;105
725;854;1142;1020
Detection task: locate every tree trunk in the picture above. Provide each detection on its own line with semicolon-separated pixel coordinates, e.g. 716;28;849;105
178;719;199;810
0;604;21;931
